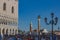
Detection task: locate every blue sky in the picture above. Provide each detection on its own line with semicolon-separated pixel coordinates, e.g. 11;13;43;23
18;0;60;31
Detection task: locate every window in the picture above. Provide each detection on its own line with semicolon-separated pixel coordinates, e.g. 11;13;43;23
12;6;14;13
3;3;6;10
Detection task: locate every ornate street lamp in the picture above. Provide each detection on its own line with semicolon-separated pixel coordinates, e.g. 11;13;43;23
44;13;58;40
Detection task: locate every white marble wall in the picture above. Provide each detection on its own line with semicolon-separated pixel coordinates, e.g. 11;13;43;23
0;0;18;36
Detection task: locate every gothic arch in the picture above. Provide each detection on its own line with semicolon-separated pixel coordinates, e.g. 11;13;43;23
2;28;5;35
10;29;11;35
13;29;14;34
6;29;8;35
15;29;17;34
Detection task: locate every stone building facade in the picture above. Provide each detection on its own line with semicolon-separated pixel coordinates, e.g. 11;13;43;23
0;0;18;36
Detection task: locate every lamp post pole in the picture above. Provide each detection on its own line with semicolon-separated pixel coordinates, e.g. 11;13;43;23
44;13;58;40
58;26;60;31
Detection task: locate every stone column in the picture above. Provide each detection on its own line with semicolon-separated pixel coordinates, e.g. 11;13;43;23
5;29;6;35
1;28;3;37
38;16;40;33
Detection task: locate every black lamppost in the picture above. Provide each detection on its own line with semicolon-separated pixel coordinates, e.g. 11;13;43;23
58;26;60;31
44;13;58;40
